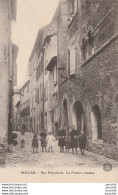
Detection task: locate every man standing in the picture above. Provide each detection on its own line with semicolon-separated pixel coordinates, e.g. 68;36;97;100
70;125;78;154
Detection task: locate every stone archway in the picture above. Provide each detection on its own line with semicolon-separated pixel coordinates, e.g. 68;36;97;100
91;105;102;140
73;101;84;133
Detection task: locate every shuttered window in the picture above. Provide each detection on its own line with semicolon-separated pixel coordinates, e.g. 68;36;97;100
54;65;57;85
69;47;76;75
74;0;78;13
69;0;77;14
44;86;46;101
40;84;43;100
69;0;74;14
46;82;48;101
35;88;39;103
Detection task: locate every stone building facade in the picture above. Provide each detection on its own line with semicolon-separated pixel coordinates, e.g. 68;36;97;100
29;20;59;136
29;28;44;133
13;89;20;130
20;0;118;159
57;0;118;160
44;34;58;136
0;0;18;143
20;80;31;131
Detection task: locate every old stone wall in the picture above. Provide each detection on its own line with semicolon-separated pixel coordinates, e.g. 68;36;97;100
81;36;118;160
58;0;118;159
0;0;9;141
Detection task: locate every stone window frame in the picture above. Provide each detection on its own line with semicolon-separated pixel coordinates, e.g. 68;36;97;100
81;28;94;63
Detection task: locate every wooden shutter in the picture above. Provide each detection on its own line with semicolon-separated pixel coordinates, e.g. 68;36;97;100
35;88;39;103
40;84;43;100
74;0;78;13
54;65;57;85
70;47;76;75
46;82;48;101
70;0;74;14
44;86;46;101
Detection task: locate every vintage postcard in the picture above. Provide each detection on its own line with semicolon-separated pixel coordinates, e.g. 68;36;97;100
0;0;118;183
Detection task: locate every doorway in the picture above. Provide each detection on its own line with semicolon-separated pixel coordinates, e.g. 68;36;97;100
91;105;102;140
73;101;84;133
63;99;68;130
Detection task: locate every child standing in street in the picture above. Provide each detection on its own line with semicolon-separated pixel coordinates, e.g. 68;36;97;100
32;134;39;153
40;133;47;152
20;138;25;148
46;132;55;152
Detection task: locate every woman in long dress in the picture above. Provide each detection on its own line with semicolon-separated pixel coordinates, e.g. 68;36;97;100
78;131;87;155
70;125;78;154
58;128;66;153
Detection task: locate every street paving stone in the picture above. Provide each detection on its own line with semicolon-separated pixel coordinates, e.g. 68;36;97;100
1;132;118;168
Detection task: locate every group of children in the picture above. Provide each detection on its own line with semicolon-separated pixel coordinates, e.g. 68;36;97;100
32;131;55;153
32;127;87;154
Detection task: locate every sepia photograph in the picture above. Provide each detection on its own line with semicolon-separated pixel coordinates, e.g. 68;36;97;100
0;0;118;183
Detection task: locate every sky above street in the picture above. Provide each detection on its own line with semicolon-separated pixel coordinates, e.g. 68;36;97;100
12;0;59;88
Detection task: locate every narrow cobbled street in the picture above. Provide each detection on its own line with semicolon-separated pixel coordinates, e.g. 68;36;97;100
1;132;117;169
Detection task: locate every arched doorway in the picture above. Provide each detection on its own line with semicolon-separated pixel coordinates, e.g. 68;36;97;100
73;101;84;133
91;105;102;140
63;99;68;129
